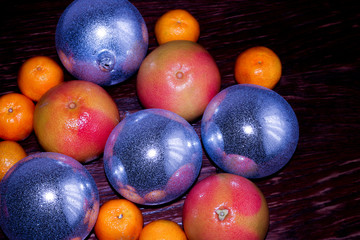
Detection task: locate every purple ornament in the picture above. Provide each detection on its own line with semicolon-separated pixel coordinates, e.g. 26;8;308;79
0;152;99;240
201;84;299;178
104;109;203;205
55;0;148;86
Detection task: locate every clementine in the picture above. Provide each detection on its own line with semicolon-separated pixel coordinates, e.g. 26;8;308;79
155;9;200;45
18;56;64;102
94;199;143;240
139;219;187;240
0;141;27;181
234;46;282;89
0;93;35;141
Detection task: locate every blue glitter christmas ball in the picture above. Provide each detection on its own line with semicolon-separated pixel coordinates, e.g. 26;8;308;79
201;84;299;178
104;109;203;205
0;152;99;240
55;0;148;86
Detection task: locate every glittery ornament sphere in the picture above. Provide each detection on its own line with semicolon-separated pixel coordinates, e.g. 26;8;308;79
0;152;99;240
201;84;299;178
104;109;203;205
55;0;148;86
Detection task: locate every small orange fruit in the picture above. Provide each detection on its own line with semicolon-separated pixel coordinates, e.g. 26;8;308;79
155;9;200;45
94;199;143;240
0;93;35;141
18;56;64;101
0;141;27;181
139;219;187;240
234;46;282;89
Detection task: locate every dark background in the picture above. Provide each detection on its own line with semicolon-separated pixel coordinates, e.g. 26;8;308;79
1;0;359;239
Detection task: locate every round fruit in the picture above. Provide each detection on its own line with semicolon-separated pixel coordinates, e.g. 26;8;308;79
55;0;148;86
183;173;269;240
33;80;120;163
0;93;35;141
137;40;221;122
18;56;64;101
201;84;299;178
139;219;187;240
104;108;202;205
234;46;282;89
0;152;99;240
0;141;27;181
155;9;200;45
95;199;143;240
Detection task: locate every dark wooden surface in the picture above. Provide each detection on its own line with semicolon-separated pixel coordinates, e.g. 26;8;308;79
1;0;359;239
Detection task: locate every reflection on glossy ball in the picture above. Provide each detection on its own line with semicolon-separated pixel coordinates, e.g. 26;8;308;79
55;0;148;86
0;152;99;240
104;109;203;205
201;84;299;178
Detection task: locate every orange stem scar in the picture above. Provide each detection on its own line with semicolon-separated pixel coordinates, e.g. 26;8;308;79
215;209;229;221
176;71;184;79
68;102;77;109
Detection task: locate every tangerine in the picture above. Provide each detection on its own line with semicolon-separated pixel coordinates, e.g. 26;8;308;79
155;9;200;45
234;46;282;89
18;56;64;101
94;199;143;240
0;141;27;181
139;219;187;240
0;93;35;141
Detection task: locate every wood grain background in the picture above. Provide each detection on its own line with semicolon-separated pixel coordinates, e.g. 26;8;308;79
1;0;359;239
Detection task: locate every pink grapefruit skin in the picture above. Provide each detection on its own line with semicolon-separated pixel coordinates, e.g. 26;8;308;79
183;173;269;240
34;80;120;163
137;40;221;122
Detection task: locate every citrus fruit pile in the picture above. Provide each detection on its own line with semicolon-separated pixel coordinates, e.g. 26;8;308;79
0;2;297;240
